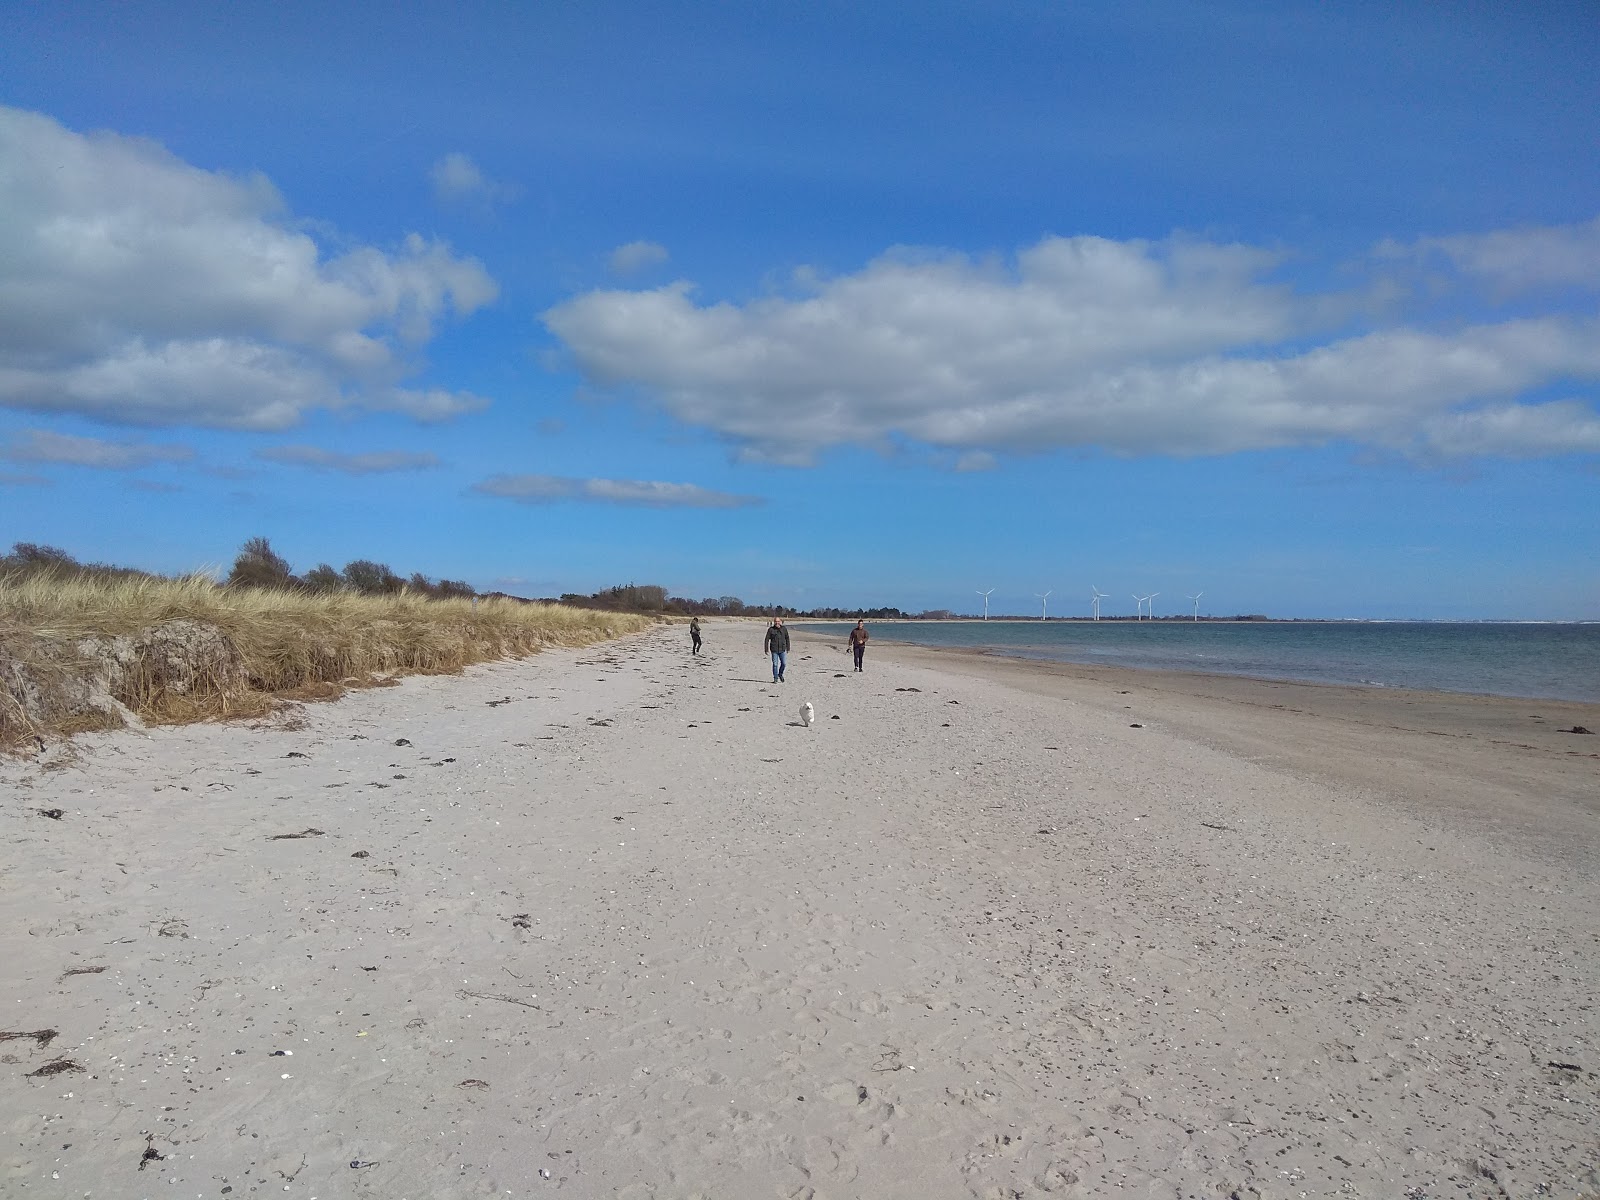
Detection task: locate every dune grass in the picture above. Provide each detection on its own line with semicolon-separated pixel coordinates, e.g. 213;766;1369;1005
0;571;657;745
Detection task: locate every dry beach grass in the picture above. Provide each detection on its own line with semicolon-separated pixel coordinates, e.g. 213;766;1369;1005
0;571;655;746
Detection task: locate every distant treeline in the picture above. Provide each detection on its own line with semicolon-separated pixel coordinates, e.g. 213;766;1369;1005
4;544;1270;619
1;539;478;601
548;585;930;619
546;588;977;619
226;537;477;599
1;542;158;584
548;584;791;617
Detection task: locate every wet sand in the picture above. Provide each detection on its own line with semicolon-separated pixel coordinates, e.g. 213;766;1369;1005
3;620;1597;1198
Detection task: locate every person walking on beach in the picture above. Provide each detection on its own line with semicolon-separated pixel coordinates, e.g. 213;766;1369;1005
764;616;790;683
847;619;869;672
690;617;703;656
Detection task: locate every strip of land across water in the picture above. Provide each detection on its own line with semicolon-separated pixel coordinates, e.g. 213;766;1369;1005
3;619;1596;1198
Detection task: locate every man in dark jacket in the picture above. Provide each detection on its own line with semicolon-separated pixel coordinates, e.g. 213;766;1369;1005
847;620;869;672
763;617;790;683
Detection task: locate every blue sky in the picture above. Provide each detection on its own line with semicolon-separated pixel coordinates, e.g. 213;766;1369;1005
2;0;1597;619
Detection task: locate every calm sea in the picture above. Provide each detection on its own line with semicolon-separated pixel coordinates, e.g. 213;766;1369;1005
798;620;1600;703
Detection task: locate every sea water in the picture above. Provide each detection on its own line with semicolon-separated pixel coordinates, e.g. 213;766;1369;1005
799;620;1600;703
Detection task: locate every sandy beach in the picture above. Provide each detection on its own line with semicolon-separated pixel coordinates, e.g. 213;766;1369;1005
3;618;1597;1199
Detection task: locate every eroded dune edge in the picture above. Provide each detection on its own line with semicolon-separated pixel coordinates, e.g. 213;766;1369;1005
1;573;654;746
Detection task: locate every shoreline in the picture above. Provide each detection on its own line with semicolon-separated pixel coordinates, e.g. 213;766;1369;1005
792;619;1600;705
792;626;1600;849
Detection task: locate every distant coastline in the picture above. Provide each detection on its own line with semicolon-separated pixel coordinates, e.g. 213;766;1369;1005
793;620;1593;630
794;618;1600;703
796;616;1597;624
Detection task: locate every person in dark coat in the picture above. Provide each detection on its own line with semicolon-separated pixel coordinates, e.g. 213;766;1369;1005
690;617;703;656
763;617;790;683
847;620;869;672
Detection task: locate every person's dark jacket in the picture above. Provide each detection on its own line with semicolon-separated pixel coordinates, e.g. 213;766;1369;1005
764;624;791;653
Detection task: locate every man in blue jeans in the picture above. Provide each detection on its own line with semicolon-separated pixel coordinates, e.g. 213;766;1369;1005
763;616;790;683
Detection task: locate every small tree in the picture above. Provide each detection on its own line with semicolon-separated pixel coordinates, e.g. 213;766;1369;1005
342;559;405;595
228;536;296;589
0;543;78;580
301;563;344;593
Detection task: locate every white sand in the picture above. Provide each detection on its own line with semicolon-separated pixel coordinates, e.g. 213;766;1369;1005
3;619;1597;1198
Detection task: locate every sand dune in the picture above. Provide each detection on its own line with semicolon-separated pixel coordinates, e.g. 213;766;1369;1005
3;619;1596;1198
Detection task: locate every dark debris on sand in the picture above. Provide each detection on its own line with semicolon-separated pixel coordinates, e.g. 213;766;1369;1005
26;1056;84;1077
0;1029;58;1048
138;1136;166;1171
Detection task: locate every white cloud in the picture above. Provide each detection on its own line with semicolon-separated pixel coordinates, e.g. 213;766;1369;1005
473;473;762;509
2;429;193;469
256;445;442;474
954;451;997;472
608;240;670;275
1389;216;1600;294
380;387;491;422
0;471;50;486
429;152;520;211
0;106;497;431
1416;399;1600;457
544;230;1600;462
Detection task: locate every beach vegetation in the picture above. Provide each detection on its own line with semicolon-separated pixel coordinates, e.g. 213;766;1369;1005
0;542;655;748
226;536;296;590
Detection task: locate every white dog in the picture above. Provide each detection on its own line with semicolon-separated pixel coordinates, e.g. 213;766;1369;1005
800;701;815;728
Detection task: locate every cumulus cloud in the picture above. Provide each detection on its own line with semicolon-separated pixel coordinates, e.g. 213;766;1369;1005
429;152;520;211
2;429;193;469
1388;216;1600;294
543;229;1600;462
608;240;669;276
472;473;762;508
255;445;442;474
0;106;497;431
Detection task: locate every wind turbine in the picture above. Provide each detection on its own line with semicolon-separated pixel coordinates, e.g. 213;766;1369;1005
1035;590;1052;620
1147;592;1160;620
977;588;995;620
1091;586;1106;620
1132;593;1144;620
1187;591;1204;621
